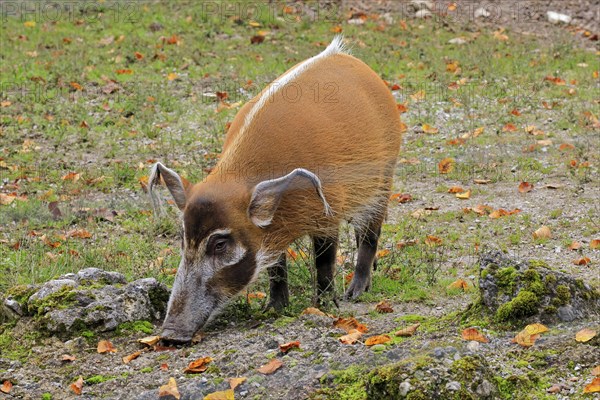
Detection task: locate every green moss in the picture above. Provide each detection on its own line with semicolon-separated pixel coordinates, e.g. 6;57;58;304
41;393;53;400
116;320;154;335
495;290;539;322
5;285;37;305
148;286;169;314
555;285;570;305
450;356;479;383
213;377;225;385
543;306;557;314
480;269;489;279
0;322;36;361
528;260;549;269
140;367;153;373
85;375;116;385
27;285;79;316
317;365;368;400
273;316;296;328
495;267;519;294
544;274;557;286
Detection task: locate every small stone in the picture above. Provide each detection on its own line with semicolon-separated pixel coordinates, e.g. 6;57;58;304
474;8;490;18
449;38;467;45
557;306;576;322
433;347;445;358
446;381;461;391
467;340;481;352
399;381;413;397
415;10;432;19
476;379;494;397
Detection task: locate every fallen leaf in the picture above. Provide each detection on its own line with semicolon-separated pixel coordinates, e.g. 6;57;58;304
204;389;234;400
559;143;575;151
447;186;464;194
503;123;517;132
339;329;363;344
257;359;283;374
390;193;412;203
62;354;76;362
518;182;534;193
184;356;213;374
583;377;600;393
590;239;600;249
365;335;392;346
474;179;491;184
438;158;455;174
513;330;539;347
167;72;178;81
138;336;161;346
334;317;368;333
533;226;552;240
160;363;169;371
448;279;469;291
376;249;391;258
301;307;331;318
97;339;117;353
123;350;142;364
250;35;265;44
422;124;439;134
511;108;522;116
456;190;471;199
247;292;266;302
547;384;562;394
116;69;133;75
0;381;12;394
575;328;597;343
62;172;80;182
279;341;300;354
573;257;591;266
568;242;582;250
70;377;84;395
523;323;549;335
395;323;420;337
592;366;600;376
68;229;92;239
461;328;489;343
0;193;16;205
158;377;180;399
375;300;394;313
229;377;246;390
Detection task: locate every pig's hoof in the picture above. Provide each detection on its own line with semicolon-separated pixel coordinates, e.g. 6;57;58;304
262;297;288;313
161;329;193;345
343;279;370;300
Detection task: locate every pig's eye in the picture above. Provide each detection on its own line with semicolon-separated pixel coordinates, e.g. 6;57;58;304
210;236;229;255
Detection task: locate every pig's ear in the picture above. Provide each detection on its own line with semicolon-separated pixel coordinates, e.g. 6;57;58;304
248;168;332;228
149;162;191;212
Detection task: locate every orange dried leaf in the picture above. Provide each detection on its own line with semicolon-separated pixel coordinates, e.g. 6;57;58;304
474;179;491;184
116;69;133;75
204;389;235;400
425;235;443;245
456;189;471;199
502;123;517;132
523;323;549;335
184;356;213;374
365;335;391;346
97;339;117;353
590;239;600;249
334;317;368;333
575;328;597;343
301;307;330;317
62;354;76;362
138;335;161;346
518;182;533;193
339;329;362;344
247;292;266;302
573;257;591;266
395;323;420;337
461;328;489;343
513;330;539;347
533;226;552;240
397;103;408;113
62;172;80;181
123;350;142;364
376;249;391;258
158;377;180;399
0;380;12;394
568;241;582;250
68;229;92;239
375;300;394;313
447;186;464;193
257;358;283;374
448;279;469;291
422;124;439;134
583;377;600;393
160;363;169;371
279;341;300;354
591;366;600;376
229;377;246;390
70;377;84;395
438;158;455;174
167;72;178;81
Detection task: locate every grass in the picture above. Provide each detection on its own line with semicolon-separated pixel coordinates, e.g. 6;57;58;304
1;1;599;320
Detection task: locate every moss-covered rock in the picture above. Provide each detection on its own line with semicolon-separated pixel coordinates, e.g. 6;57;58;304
477;251;600;326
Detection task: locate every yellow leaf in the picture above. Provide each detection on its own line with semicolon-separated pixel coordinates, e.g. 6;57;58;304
257;359;283;374
167;73;178;81
513;330;539;347
422;124;439;134
364;335;391;346
438;158;455;174
204;389;234;400
24;21;36;27
448;279;469;291
395;323;420;337
229;377;246;390
339;329;362;344
461;328;489;343
456;189;471;199
184;356;213;374
583;377;600;393
523;323;548;335
158;377;180;399
410;90;426;101
122;350;142;364
97;339;117;353
575;328;597;343
138;336;161;346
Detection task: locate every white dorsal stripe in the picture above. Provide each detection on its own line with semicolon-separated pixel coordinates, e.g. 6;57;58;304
240;35;347;136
